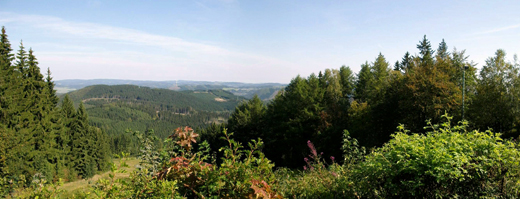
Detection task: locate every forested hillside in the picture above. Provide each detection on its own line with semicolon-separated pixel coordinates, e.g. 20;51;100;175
65;84;243;111
0;27;111;195
63;85;245;154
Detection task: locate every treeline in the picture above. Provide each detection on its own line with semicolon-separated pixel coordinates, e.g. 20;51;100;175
201;36;520;168
0;27;110;192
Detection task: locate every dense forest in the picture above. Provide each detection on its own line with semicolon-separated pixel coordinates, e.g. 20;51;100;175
0;26;111;194
199;36;520;169
64;84;245;154
3;25;520;198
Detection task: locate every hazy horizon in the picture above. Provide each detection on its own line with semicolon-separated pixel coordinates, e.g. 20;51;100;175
55;78;288;84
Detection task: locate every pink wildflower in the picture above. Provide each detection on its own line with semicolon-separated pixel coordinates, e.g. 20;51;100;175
307;140;317;158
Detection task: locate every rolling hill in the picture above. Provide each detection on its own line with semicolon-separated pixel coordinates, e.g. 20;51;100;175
66;84;244;111
62;84;246;154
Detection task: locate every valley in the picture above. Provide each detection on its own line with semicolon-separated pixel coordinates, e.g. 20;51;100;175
61;84;248;155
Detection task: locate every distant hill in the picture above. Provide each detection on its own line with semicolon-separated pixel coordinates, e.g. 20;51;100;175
65;84;244;112
55;79;285;101
63;85;247;154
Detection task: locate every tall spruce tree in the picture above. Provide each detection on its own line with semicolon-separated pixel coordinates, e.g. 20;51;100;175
417;35;435;67
437;39;449;60
401;51;413;71
45;68;59;106
0;26;13;178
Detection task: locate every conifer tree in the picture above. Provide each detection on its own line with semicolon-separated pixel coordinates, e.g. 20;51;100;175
61;95;76;119
0;27;17;126
339;65;355;97
45;68;59;106
0;27;15;178
355;62;372;102
417;35;435;67
0;27;14;66
368;53;390;105
393;61;401;71
69;102;97;178
264;75;324;167
15;41;28;79
437;39;449;60
401;51;413;71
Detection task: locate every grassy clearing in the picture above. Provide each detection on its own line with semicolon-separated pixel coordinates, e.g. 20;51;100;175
58;158;140;197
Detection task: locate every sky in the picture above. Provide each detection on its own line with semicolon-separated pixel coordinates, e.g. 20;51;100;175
1;0;519;83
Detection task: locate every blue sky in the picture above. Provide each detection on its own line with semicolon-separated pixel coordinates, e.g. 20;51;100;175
1;0;519;83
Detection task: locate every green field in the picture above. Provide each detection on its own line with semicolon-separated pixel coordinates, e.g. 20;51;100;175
55;86;77;94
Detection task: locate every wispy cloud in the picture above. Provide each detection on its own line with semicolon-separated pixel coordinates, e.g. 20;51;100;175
1;12;293;63
3;13;230;55
0;12;294;82
475;24;520;35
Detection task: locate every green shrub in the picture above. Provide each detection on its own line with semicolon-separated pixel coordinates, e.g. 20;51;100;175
353;114;520;198
207;129;278;198
157;127;279;198
275;139;356;199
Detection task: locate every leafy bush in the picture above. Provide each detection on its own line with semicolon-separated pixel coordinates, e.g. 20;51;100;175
157;127;279;198
207;129;278;198
274;138;356;199
353;114;520;198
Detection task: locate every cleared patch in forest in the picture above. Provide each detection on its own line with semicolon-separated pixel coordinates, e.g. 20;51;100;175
58;158;140;197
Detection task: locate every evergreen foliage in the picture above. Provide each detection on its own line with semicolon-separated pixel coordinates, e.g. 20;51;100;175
0;27;110;197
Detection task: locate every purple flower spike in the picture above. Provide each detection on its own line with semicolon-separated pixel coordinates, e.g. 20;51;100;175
303;166;307;170
330;156;335;161
304;157;309;162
